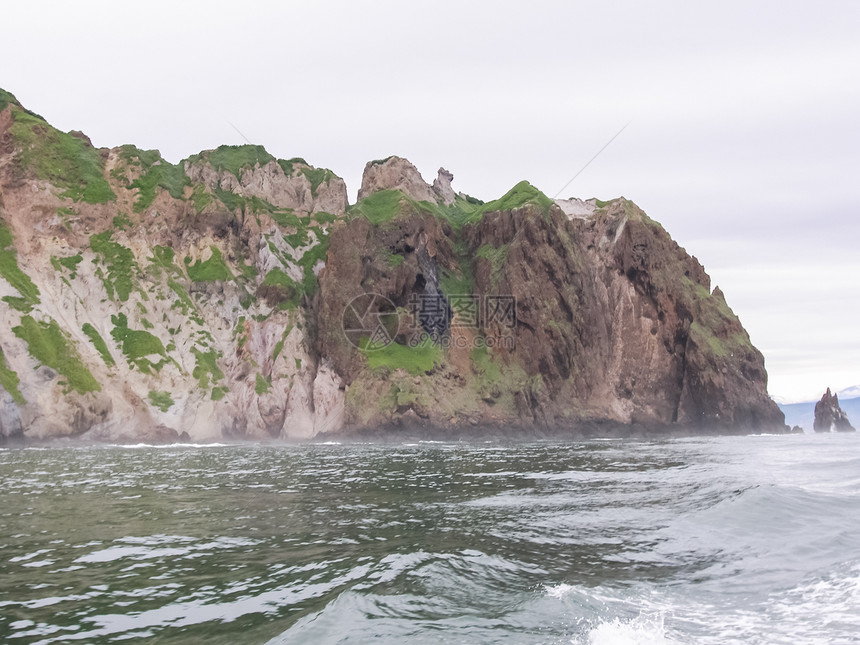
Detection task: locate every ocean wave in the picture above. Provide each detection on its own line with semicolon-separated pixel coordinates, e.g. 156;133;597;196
583;612;673;645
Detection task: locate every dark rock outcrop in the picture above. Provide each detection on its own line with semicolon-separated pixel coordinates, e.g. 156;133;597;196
317;184;786;435
813;388;855;432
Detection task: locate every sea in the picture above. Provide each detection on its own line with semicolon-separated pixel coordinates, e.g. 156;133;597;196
1;432;859;644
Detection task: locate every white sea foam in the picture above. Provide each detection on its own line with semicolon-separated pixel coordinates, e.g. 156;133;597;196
584;613;673;645
107;442;230;449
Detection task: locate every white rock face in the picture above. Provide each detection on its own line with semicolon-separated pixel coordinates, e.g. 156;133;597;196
184;159;347;215
553;197;597;220
357;156;439;203
0;136;348;443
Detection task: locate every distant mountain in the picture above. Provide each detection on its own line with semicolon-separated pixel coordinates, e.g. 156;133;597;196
779;395;860;432
838;385;860;399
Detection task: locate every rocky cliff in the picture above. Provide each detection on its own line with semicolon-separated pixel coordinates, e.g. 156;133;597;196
813;388;855;432
0;89;786;442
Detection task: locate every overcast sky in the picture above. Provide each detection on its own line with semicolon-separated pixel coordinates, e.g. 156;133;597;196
2;0;858;402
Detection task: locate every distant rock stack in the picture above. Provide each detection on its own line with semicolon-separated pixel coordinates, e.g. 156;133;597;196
813;388;855;432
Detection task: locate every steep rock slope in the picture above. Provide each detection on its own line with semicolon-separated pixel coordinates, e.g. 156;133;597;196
0;91;785;441
318;172;785;435
0;90;345;442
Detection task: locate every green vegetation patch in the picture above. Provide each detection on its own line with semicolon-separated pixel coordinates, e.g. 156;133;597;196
187;145;274;179
300;167;335;196
211;386;228;401
8;106;115;204
370;156;395;166
470;346;502;383
118;145;189;212
295;229;329;295
81;323;115;367
478;181;553;216
684;279;754;361
364;338;443;375
12;316;100;394
0;346;25;404
285;228;311;249
186;246;232;282
0;88;17;111
350;189;406;226
168;279;198;317
191;347;224;389
277;157;307;177
272;323;294;363
148;390;174;413
51;253;83;279
213;187;246;212
431;194;485;230
387;253;405;267
312;211;337;224
0;221;40;312
255;373;270;395
690;322;731;358
149;245;180;275
110;313;167;373
191;184;213;214
270;208;302;228
112;212;131;230
90;231;136;301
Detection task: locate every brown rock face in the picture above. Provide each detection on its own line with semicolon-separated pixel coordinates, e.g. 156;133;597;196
316;189;786;435
813;388;855;432
357;156;439;203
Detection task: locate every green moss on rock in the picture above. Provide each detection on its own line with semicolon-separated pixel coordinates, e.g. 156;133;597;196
478;181;552;216
300;167;335;196
191;347;223;389
0;346;25;404
187;145;274;179
255;373;270;395
0;221;40;312
12;316;100;394
186;246;232;282
110;313;167;373
365;338;443;375
90;231;136;301
148;390;174;412
118;145;189;212
350;190;405;226
277;157;307;176
81;323;115;367
8;106;115;204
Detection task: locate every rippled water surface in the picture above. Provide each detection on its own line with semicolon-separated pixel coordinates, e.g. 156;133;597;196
1;434;859;644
